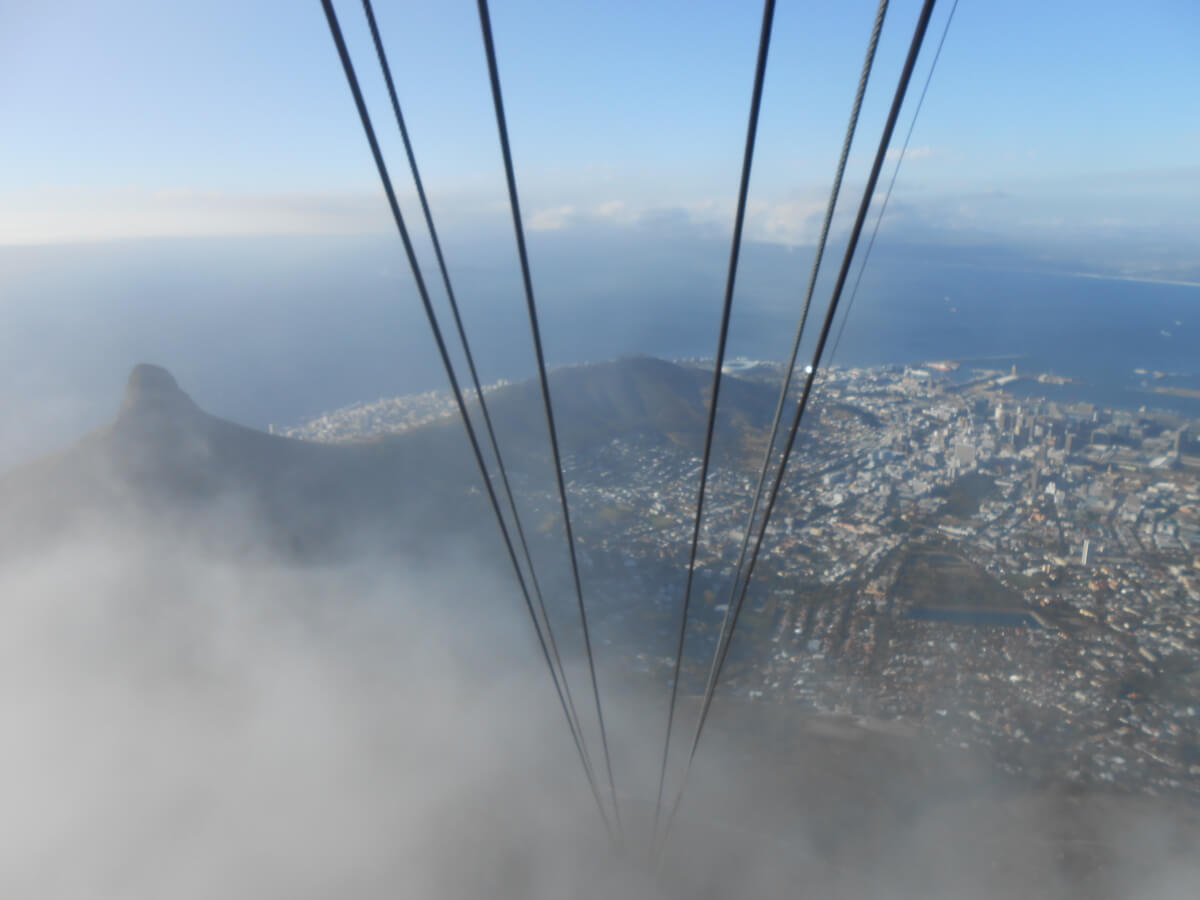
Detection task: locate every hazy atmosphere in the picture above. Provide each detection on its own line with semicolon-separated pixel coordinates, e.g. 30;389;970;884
2;1;1200;897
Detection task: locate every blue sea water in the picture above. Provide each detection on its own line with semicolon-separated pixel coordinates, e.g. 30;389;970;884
829;258;1200;413
1;233;1197;466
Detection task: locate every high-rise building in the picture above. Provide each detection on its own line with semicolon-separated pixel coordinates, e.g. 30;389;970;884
1081;539;1094;566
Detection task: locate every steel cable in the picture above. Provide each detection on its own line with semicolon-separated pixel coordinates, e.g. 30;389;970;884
828;0;961;366
320;0;615;842
651;0;778;851
655;0;940;859
475;0;622;837
360;0;599;799
707;0;890;776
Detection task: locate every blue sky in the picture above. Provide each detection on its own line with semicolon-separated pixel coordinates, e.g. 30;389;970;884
2;0;1198;245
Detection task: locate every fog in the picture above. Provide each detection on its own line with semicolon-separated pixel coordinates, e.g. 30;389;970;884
2;504;1197;900
0;516;636;899
0;350;1196;899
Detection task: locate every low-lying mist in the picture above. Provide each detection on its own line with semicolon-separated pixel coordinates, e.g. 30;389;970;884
1;512;1197;899
0;515;639;899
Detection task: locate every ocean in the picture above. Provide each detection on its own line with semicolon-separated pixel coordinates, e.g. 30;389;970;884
1;232;1197;467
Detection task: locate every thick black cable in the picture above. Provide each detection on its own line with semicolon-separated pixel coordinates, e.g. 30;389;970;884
475;0;622;837
650;0;777;851
655;0;939;858
359;0;599;794
828;0;960;367
710;0;889;748
319;0;614;843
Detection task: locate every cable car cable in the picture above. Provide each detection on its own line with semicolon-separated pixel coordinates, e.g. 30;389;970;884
828;0;960;367
359;0;599;791
650;0;777;851
320;0;615;843
475;0;622;837
655;0;939;859
713;0;889;743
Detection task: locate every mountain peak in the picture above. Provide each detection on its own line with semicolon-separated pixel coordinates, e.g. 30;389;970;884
120;364;199;418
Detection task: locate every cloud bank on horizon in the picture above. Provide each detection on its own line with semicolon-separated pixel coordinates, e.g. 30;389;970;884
2;0;1196;253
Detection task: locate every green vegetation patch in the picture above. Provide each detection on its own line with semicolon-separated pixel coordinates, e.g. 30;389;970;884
894;540;1025;613
935;471;997;518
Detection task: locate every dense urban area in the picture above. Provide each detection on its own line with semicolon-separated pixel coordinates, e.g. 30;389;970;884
288;361;1200;799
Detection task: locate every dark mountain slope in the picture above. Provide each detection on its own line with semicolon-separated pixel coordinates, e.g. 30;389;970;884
477;355;778;456
0;358;780;561
0;365;478;560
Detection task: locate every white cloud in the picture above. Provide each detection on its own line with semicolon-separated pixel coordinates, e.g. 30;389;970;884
528;198;727;233
0;186;397;245
886;145;937;163
593;200;627;219
754;198;828;244
527;205;577;231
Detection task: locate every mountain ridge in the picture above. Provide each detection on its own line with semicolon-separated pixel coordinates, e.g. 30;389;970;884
0;356;779;562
